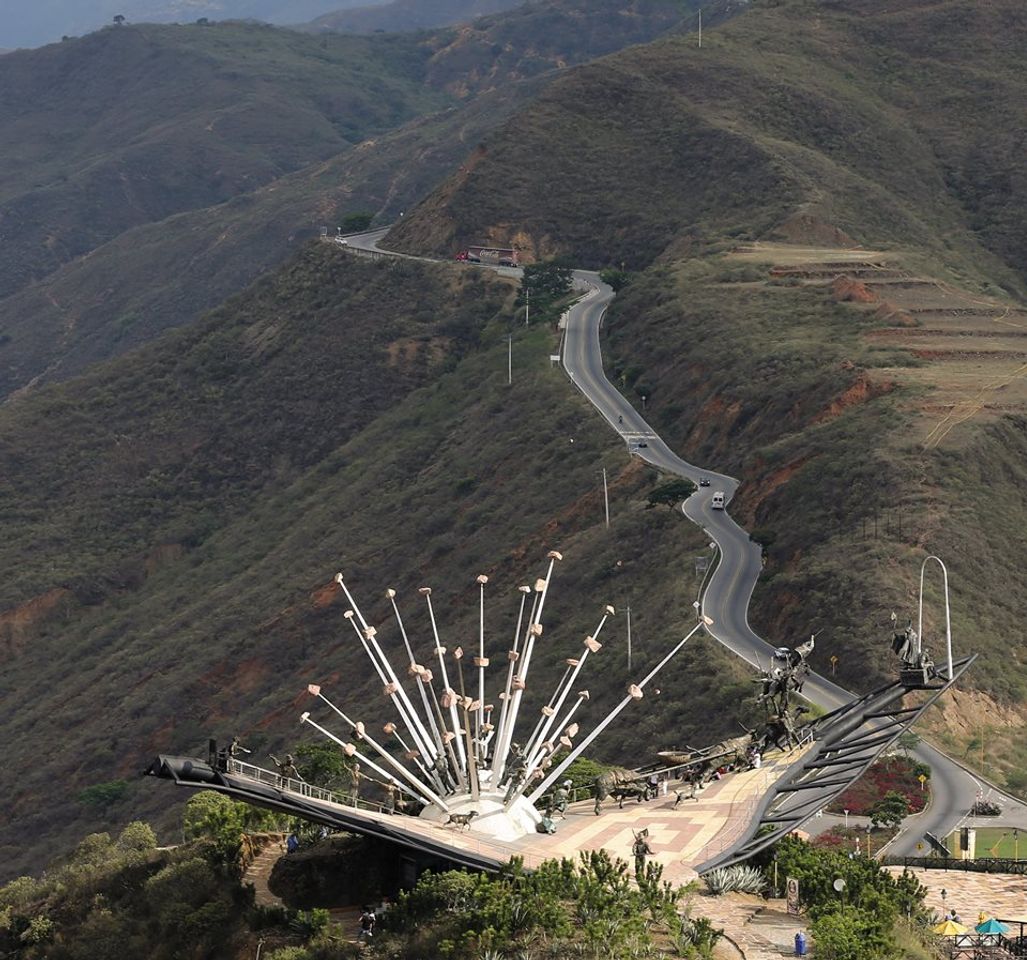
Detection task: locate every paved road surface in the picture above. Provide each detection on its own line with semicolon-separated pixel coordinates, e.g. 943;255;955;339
340;231;1025;855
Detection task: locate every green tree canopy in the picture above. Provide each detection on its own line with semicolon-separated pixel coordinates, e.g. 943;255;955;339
340;212;374;232
522;260;573;302
76;779;130;809
868;791;911;829
295;741;353;791
599;268;634;291
182;791;280;862
646;478;696;510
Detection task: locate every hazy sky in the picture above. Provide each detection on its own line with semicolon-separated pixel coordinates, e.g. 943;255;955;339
0;0;381;49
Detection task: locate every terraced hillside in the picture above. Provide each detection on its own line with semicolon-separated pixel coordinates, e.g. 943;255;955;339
384;0;1027;786
601;244;1027;787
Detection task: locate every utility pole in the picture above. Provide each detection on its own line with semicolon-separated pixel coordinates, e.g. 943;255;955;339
507;335;513;385
698;8;702;48
627;604;633;672
525;288;530;327
602;468;610;528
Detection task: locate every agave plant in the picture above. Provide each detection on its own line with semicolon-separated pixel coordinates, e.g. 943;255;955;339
701;867;735;895
731;865;769;894
702;864;768;895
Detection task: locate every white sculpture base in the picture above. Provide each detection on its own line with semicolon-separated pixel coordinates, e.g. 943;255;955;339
419;790;542;843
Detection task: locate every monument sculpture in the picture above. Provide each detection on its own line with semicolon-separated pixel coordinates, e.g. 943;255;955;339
223;551;714;842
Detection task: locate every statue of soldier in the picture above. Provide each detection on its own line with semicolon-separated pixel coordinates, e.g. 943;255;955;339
508;742;527;780
432;752;451;789
229;736;251;760
554;780;572;816
349;763;363;805
891;618;919;665
632;829;654;879
269;753;303;785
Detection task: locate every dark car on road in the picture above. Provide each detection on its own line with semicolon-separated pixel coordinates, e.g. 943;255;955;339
699;477;710;487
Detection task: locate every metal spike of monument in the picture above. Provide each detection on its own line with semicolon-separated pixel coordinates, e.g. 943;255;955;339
294;551;710;841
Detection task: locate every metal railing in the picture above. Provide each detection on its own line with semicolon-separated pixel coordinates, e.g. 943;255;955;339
226;759;392;815
881;855;1027;875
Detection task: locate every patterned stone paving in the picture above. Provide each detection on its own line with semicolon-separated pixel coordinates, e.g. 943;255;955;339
885;867;1027;923
514;759;790;885
288;745;809;883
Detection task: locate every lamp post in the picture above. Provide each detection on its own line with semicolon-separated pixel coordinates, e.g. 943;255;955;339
844;809;850;828
918;555;953;680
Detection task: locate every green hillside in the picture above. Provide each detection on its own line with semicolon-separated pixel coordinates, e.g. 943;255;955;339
0;244;754;879
387;0;1027;293
385;0;1027;780
0;80;538;398
0;22;452;301
303;0;528;35
0;0;719;400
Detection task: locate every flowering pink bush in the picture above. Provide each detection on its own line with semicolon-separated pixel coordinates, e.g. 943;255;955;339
828;757;927;815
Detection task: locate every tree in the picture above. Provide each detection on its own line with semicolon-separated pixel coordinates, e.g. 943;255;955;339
646;478;696;510
183;791;279;862
812;907;890;960
115;821;157;854
868;791;911;829
294;741;352;791
521;261;572;306
896;731;920;756
599;268;633;292
113;14;126;25
76;779;130;809
340;212;373;233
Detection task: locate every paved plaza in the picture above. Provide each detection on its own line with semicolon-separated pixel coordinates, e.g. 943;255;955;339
886;866;1027;923
303;747;807;882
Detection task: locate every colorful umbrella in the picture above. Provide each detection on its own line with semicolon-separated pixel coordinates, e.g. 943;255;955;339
975;919;1010;935
932;920;969;936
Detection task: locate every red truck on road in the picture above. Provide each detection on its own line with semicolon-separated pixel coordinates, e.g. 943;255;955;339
455;245;519;267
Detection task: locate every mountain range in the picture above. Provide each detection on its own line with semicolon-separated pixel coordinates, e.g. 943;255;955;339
302;0;531;35
0;0;706;399
0;0;1025;882
0;0;385;49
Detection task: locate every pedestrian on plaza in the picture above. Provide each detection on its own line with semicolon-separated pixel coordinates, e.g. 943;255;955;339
358;906;376;942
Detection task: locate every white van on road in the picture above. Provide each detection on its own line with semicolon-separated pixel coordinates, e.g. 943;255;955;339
711;491;725;510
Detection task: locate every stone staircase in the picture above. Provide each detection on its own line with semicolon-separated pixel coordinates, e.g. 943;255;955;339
243;838;286;908
697;894;812;960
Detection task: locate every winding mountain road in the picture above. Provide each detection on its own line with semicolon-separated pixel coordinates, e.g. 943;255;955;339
342;230;1023;855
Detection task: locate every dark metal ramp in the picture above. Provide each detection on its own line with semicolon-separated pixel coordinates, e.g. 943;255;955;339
697;655;976;873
